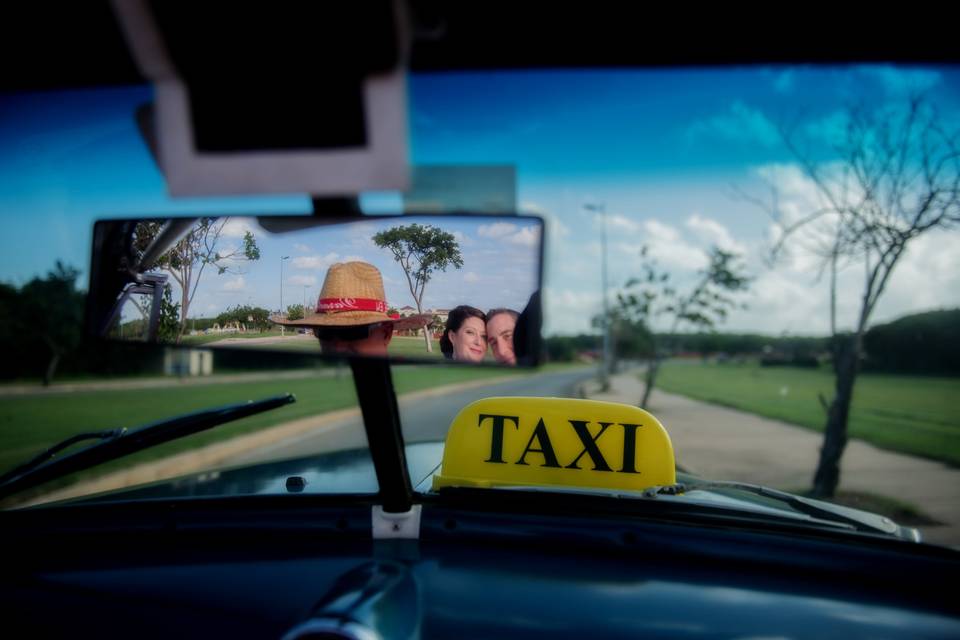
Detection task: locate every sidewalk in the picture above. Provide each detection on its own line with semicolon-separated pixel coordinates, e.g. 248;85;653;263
581;369;960;548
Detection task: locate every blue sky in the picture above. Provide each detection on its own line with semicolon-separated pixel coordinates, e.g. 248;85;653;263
1;65;959;335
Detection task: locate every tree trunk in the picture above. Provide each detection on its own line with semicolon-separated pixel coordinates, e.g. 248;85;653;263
811;337;859;498
43;351;61;387
640;356;660;409
177;298;189;343
415;301;432;353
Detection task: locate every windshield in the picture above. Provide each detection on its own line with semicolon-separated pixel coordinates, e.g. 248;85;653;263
1;66;958;545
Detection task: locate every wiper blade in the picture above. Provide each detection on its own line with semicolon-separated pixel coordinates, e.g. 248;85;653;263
647;481;899;536
0;393;296;501
0;429;129;485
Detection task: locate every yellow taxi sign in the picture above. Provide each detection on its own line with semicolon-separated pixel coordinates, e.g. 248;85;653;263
433;397;675;493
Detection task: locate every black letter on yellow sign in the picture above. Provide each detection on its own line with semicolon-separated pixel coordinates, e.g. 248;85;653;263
478;414;519;464
516;418;561;468
619;423;641;474
565;421;613;471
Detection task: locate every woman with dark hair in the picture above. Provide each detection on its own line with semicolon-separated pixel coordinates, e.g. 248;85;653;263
440;305;487;362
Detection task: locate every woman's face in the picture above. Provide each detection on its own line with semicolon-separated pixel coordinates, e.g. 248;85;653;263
449;316;487;362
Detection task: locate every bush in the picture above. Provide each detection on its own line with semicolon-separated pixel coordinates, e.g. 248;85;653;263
864;309;960;374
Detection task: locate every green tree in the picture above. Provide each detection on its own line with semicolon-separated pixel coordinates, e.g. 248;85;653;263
245;306;272;332
213;305;272;332
617;245;750;409
590;309;653;372
156;284;181;343
864;309;960;374
14;262;85;385
286;304;305;322
133;218;260;341
373;224;463;353
754;96;960;497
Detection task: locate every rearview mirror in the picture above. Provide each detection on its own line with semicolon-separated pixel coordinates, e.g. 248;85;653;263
86;214;543;367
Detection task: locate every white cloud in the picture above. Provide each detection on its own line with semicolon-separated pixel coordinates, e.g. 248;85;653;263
219;218;256;239
223;276;246;291
857;65;942;96
522;201;570;239
548;216;571;238
726;228;960;335
542;287;603;335
478;222;518;239
348;222;380;250
506;225;541;247
726;270;829;334
687;101;780;148
606;213;642;234
463;271;480;283
753;161;885;276
685;214;745;253
520;201;549;216
292;252;339;270
870;229;960;326
451;229;474;246
739;162;960;334
289;274;317;287
476;222;541;248
293;243;311;253
629;219;707;271
643;219;681;243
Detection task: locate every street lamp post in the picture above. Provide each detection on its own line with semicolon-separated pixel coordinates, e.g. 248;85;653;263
585;202;611;391
280;255;290;335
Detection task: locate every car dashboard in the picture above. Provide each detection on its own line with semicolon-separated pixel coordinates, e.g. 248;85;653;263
4;492;959;639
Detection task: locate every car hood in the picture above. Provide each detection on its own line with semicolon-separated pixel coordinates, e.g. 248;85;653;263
62;441;921;542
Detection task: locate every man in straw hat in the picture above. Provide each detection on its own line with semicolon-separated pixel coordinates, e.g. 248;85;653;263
273;261;429;356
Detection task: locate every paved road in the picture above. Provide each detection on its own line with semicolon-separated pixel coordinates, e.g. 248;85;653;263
585;369;960;549
229;367;595;466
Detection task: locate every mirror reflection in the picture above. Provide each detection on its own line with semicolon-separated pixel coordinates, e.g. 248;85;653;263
94;215;543;366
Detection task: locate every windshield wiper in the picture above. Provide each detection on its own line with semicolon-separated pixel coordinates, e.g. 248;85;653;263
645;481;899;536
0;393;296;501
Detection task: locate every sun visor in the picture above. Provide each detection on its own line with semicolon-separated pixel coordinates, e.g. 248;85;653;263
434;397;675;493
112;1;409;197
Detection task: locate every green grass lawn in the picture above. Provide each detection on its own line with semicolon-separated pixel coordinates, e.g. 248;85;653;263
180;329;288;346
655;360;960;466
388;335;445;359
266;335;447;359
0;365;527;482
180;333;446;359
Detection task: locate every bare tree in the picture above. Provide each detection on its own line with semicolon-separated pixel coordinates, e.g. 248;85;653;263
133;218;260;341
617;245;750;409
757;96;960;497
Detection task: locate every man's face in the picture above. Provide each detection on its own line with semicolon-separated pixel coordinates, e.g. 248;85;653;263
318;324;393;357
486;313;517;365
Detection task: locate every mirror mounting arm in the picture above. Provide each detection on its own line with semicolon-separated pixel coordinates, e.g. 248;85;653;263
311;196;362;217
349;359;414;513
100;273;168;340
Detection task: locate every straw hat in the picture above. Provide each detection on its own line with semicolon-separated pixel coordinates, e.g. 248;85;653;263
272;261;430;330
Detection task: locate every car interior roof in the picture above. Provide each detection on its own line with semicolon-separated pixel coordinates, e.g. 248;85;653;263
2;3;955;93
